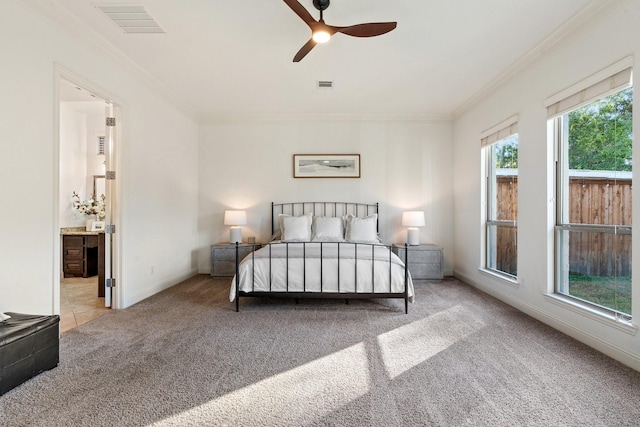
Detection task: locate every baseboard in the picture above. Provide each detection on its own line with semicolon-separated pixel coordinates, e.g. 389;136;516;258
123;268;199;308
453;270;640;371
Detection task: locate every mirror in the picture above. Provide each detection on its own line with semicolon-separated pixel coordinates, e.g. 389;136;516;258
93;175;105;198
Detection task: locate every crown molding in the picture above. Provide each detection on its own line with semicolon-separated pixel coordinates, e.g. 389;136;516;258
452;0;631;119
19;0;199;120
198;112;453;125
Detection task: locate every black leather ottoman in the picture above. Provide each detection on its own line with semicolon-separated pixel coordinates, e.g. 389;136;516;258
0;313;60;395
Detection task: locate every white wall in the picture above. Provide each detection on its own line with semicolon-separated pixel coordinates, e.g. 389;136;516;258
198;119;454;274
84;112;106;194
0;1;200;314
59;103;105;228
59;103;88;228
452;1;640;369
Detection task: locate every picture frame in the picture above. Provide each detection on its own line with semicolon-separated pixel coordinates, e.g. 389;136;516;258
91;221;106;232
293;154;361;178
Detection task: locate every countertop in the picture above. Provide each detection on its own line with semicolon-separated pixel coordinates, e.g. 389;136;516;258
60;227;104;236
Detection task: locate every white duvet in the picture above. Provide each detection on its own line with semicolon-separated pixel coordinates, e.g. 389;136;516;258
230;242;414;302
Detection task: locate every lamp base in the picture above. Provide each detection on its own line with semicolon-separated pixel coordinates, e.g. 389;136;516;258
407;228;420;246
229;227;242;244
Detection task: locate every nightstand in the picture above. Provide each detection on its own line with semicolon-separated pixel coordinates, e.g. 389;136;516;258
210;243;262;277
392;244;443;281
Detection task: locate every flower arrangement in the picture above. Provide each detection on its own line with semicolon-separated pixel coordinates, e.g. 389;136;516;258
72;191;106;219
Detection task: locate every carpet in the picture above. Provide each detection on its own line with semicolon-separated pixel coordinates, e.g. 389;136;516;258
1;275;640;426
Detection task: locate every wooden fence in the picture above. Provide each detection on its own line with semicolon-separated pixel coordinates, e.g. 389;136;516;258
495;175;517;275
495;175;632;277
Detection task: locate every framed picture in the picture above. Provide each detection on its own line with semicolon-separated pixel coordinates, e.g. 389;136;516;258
91;221;106;232
293;154;361;178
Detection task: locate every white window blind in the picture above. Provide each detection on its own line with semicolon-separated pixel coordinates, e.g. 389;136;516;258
480;115;518;148
545;59;632;118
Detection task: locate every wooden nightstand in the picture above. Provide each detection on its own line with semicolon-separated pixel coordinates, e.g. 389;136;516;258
210;243;262;277
392;244;443;281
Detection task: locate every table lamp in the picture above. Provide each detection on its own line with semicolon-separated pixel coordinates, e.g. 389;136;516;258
402;211;425;246
224;210;247;244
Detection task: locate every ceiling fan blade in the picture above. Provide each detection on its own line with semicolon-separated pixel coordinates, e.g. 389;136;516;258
283;0;317;27
331;22;397;37
293;38;317;62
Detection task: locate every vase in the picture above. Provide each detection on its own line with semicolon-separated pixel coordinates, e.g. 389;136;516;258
85;215;95;231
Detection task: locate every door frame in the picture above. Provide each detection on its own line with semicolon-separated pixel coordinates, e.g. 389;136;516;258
54;65;123;311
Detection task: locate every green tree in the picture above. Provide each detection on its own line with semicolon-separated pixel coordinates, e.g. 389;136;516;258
568;88;633;171
495;135;518;169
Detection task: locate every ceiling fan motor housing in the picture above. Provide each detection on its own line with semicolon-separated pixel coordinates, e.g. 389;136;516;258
313;0;330;11
284;0;397;62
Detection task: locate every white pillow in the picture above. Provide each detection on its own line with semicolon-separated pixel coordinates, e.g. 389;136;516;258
282;214;312;242
278;213;312;235
0;312;11;321
345;214;380;244
312;216;345;242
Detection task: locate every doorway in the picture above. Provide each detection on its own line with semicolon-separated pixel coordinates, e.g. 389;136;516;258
57;74;119;331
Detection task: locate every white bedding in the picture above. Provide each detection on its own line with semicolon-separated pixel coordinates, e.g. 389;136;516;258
230;242;414;302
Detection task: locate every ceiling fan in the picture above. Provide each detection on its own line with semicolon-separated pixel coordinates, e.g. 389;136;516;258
283;0;397;62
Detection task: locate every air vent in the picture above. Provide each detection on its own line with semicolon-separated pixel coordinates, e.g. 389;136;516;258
97;136;105;155
317;80;334;89
95;4;165;33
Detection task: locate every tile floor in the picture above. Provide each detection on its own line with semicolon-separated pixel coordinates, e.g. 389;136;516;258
60;277;110;333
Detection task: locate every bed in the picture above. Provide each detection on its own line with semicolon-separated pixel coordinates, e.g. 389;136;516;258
230;202;414;313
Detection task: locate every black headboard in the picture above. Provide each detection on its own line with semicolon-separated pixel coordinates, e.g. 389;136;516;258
271;202;379;235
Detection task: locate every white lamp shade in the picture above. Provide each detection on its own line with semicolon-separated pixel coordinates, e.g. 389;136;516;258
224;210;247;226
402;211;425;227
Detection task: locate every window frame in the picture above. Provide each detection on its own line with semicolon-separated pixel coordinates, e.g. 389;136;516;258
550;67;633;319
481;117;519;281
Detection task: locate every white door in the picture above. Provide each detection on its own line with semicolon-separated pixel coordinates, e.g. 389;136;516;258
103;103;117;307
58;73;121;316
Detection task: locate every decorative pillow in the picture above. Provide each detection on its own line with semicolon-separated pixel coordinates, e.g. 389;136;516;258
345;214;380;244
0;312;11;321
278;213;312;236
311;216;345;242
282;214;312;242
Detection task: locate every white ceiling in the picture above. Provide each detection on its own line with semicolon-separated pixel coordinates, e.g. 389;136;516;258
59;76;109;115
43;0;606;120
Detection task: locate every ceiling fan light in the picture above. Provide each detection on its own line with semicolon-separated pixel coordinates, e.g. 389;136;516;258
312;30;331;43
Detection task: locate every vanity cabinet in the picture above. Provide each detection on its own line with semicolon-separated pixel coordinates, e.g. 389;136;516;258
62;235;99;278
62;232;106;297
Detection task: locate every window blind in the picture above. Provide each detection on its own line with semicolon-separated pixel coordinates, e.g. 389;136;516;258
545;62;632;119
480;115;518;148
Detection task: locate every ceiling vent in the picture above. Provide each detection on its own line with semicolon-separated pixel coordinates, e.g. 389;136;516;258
317;80;334;89
95;4;165;33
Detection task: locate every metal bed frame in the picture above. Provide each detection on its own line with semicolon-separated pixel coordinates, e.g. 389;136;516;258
233;202;410;313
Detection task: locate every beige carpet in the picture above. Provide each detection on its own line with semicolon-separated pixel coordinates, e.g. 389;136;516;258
2;275;640;426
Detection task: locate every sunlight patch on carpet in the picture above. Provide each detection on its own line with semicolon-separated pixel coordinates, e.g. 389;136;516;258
157;343;370;425
377;305;485;379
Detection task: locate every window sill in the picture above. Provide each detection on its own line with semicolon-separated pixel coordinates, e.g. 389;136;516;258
478;268;519;288
543;293;637;335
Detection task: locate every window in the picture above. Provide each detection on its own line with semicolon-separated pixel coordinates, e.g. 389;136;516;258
550;64;632;318
482;118;518;279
